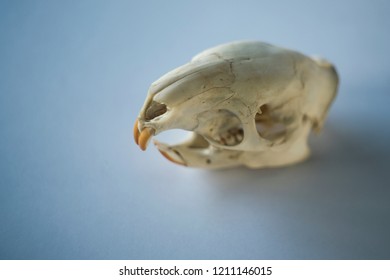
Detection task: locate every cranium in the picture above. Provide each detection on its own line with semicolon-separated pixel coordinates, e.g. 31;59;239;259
134;41;338;169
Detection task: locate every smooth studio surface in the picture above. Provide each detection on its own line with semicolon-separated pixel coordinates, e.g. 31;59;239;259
1;0;390;259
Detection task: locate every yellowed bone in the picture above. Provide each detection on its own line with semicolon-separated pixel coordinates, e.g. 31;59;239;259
138;127;154;151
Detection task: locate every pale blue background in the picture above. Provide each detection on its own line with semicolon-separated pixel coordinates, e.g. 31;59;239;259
1;0;390;259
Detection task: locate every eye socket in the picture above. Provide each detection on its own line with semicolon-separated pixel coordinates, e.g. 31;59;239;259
255;104;289;141
145;101;167;121
198;109;244;146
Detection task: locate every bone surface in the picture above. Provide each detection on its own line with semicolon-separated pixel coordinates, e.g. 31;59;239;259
134;41;338;169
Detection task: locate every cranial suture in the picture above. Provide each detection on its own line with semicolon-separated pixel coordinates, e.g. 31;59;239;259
134;41;338;169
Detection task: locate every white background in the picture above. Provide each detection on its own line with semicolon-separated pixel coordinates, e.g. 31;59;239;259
0;0;389;259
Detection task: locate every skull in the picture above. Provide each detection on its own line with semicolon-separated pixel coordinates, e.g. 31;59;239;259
134;41;338;169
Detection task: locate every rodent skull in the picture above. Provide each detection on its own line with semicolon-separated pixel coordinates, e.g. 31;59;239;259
134;41;338;169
